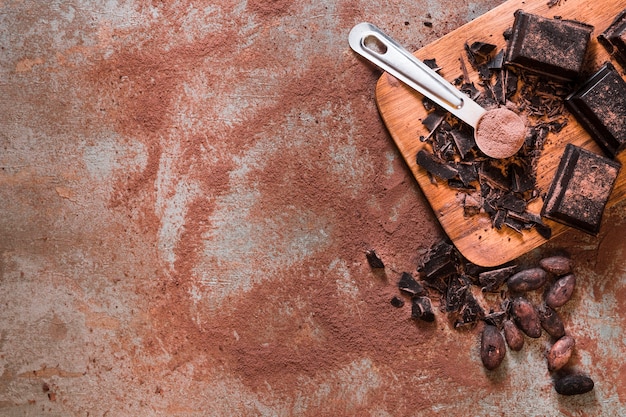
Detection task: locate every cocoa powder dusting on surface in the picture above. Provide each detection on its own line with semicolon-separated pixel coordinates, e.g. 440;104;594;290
54;0;624;414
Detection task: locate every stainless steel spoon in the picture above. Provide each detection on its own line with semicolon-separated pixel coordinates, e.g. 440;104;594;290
349;22;525;159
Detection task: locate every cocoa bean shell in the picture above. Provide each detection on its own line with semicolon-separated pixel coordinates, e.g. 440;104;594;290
545;274;576;308
539;305;565;339
540;255;572;276
507;268;547;292
547;335;575;371
511;297;542;338
554;374;594;395
481;324;506;370
503;319;524;351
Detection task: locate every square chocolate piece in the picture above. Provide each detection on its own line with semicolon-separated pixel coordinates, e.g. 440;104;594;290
505;11;594;81
565;62;626;158
598;8;626;69
542;144;620;235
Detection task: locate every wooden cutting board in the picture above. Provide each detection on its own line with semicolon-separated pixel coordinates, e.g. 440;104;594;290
375;0;626;267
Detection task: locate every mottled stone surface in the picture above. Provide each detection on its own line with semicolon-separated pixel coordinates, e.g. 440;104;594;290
1;0;625;415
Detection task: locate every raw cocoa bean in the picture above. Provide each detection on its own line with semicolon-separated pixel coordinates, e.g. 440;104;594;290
503;319;524;351
539;305;565;338
411;296;435;322
511;297;542;338
481;324;506;370
547;335;575;371
545;274;576;308
554;374;594;395
540;255;572;276
507;268;547;292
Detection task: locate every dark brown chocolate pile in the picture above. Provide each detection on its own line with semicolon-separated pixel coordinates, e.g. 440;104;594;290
416;43;572;238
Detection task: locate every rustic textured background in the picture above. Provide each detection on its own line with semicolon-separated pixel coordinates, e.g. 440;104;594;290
1;0;625;415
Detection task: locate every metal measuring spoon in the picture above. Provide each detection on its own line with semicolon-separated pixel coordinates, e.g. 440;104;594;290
349;22;525;159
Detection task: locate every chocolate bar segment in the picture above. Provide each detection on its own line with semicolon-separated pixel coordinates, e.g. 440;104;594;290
565;62;626;158
598;8;626;69
542;144;620;235
505;11;593;81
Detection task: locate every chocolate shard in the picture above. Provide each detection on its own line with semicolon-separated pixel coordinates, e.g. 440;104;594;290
449;127;476;159
390;296;405;308
479;265;517;292
365;249;385;268
416;150;459;181
421;109;446;132
554;374;594;396
565;62;626;158
418;240;458;283
398;272;425;296
411;296;435;322
541;144;621;235
483;310;507;327
445;274;470;312
505;10;594;81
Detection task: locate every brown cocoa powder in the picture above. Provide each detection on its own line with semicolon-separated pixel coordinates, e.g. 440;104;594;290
475;107;526;158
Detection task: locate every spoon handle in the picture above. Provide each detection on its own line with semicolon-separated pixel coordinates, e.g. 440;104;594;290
349;22;485;128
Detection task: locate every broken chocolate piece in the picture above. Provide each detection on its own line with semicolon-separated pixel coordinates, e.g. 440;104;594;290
390;296;405;308
411;296;435;322
554;374;594;396
465;41;497;68
398;272;424;296
542;144;620;235
479;265;516;292
418;240;458;283
598;8;626;69
565;62;626;158
365;249;385;268
416;150;459;181
445;274;470;312
505;11;593;81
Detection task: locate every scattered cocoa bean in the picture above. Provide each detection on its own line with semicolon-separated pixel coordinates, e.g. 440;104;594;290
554;374;594;395
540;255;572;276
511;297;542;338
481;324;506;370
503;319;524;351
411;296;435;322
545;274;576;308
547;335;575;371
539;305;565;338
507;268;547;292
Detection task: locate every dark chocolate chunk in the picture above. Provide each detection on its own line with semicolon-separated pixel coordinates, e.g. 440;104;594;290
416;150;459;180
554;374;594;396
542;144;620;235
565;62;626;158
445;274;470;312
449;127;476;159
505;11;594;81
455;290;484;327
365;250;385;268
390;296;405;308
465;41;498;68
598;8;626;69
479;265;516;292
418;240;458;283
539;305;566;338
398;272;425;296
411;296;435;322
